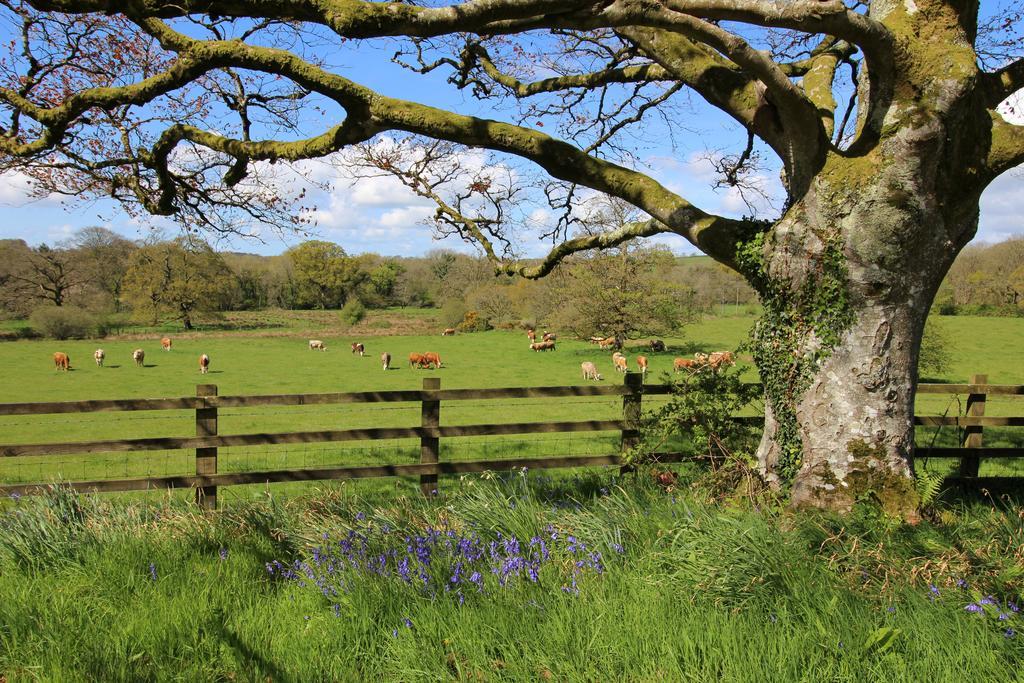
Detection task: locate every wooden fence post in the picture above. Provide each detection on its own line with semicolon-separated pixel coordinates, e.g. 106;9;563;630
620;372;643;473
195;384;218;510
958;373;987;479
420;377;441;496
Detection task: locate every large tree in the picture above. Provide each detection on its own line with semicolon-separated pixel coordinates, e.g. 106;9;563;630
1;0;1023;515
286;240;366;309
122;239;236;329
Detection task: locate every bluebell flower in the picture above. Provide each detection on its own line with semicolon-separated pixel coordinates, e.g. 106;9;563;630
403;617;413;628
219;547;228;561
929;584;940;598
355;512;366;522
999;613;1010;621
611;543;625;554
149;562;158;581
965;603;983;613
1006;628;1016;638
392;629;399;638
956;578;968;589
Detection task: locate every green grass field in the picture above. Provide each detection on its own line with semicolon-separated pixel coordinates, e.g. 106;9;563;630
0;475;1020;680
1;311;1022;499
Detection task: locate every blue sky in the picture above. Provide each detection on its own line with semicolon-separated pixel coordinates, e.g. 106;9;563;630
0;11;1021;258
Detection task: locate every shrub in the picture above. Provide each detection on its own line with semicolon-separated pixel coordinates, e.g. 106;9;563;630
28;306;96;340
456;310;492;333
440;298;468;328
628;363;761;469
340;298;366;326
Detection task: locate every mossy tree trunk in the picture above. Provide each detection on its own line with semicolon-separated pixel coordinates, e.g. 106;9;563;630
746;151;980;518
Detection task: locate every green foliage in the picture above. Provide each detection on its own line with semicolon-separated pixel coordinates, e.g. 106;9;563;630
919;316;955;377
629;364;761;468
913;467;945;507
28;305;97;339
121;239;237;330
287;240;366;310
737;230;857;485
550;244;693;340
440;298;468;328
456;310;491;333
339;298;366;326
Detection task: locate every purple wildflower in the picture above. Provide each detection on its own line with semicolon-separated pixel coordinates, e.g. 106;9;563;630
219;547;228;561
965;604;983;613
403;617;413;628
1006;628;1017;639
149;562;158;581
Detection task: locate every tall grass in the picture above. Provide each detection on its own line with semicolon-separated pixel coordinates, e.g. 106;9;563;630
0;474;1021;680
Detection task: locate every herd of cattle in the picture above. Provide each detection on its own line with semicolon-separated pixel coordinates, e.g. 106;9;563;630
51;327;734;381
52;337;211;374
525;328;735;381
307;339;442;371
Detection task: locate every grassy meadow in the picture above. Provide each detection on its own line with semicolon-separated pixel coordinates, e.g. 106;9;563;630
0;473;1021;680
1;311;1023;679
0;308;1022;498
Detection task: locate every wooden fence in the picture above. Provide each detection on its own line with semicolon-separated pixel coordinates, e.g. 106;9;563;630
0;373;1021;507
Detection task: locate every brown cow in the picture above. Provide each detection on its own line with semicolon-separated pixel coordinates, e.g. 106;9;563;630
649;339;666;352
598;336;621;351
309;339;326;351
53;352;70;371
442;328;456;336
408;352;425;369
694;352;710;366
529;341;555;351
161;337;172;351
709;351;735;369
637;355;648;377
423;352;442;369
199;354;210;374
673;358;697;372
381;352;391;371
351;342;365;356
612;353;628;373
542;331;556;342
132;348;145;367
527;329;536;342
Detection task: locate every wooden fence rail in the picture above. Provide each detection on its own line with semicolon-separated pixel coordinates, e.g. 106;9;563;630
1;375;1022;506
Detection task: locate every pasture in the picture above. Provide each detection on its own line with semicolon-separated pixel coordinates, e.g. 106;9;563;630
1;311;1023;500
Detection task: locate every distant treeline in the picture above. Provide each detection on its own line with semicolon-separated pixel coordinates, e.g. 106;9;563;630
6;227;1019;337
935;237;1024;315
0;227;761;336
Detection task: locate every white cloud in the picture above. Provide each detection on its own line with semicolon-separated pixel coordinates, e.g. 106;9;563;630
0;172;61;207
348;174;432;208
997;90;1024;125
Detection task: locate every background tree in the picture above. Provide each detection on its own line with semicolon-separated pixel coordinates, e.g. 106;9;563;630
2;0;1023;515
69;227;137;311
551;245;693;341
122;240;236;329
10;244;82;308
286;241;366;310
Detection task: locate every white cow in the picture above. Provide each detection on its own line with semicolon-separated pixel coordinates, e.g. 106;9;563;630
132;349;145;367
94;349;105;367
309;340;326;351
199;354;210;374
581;361;603;381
